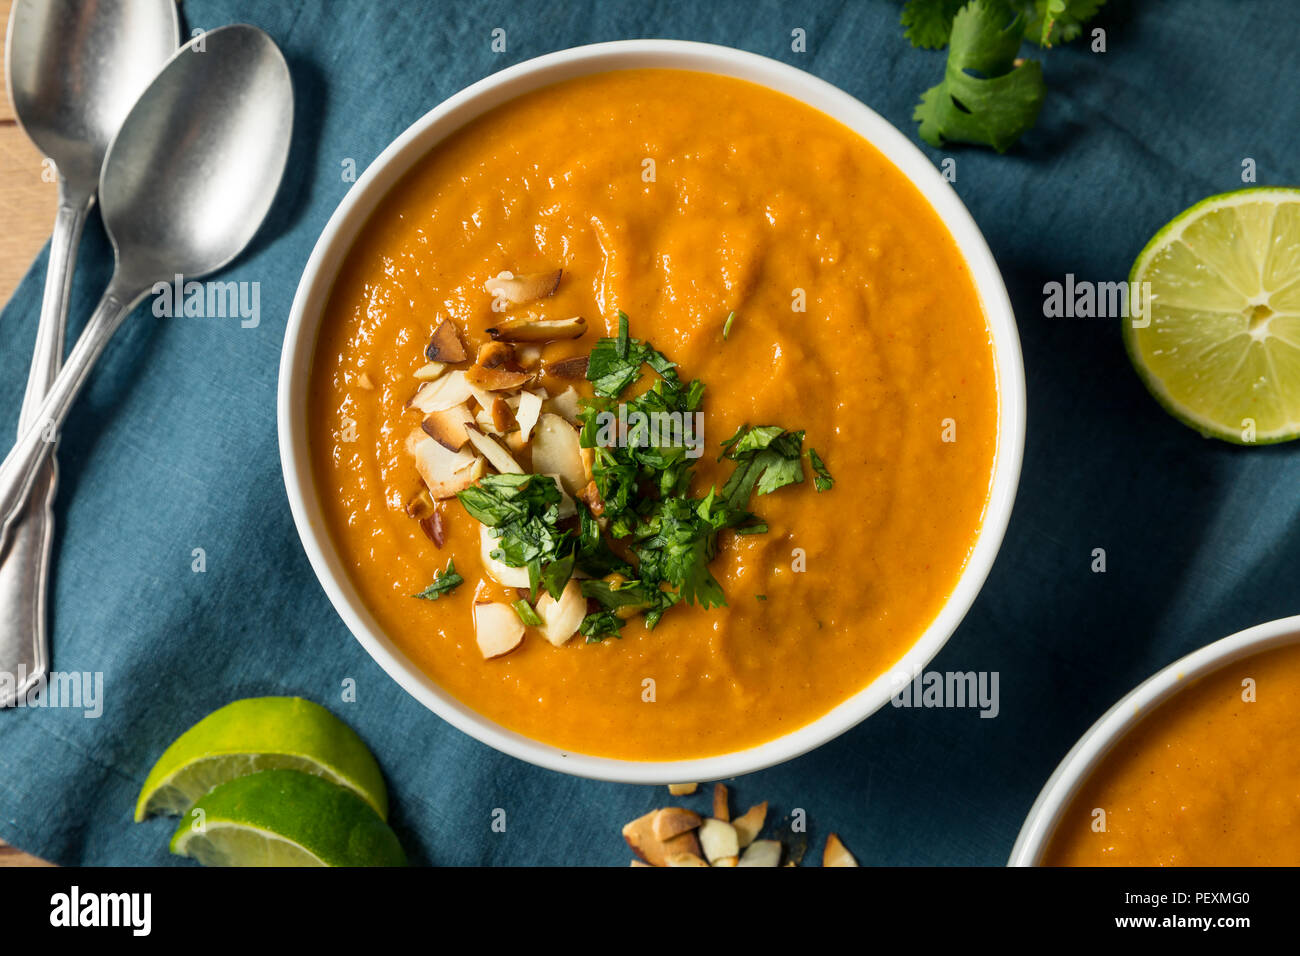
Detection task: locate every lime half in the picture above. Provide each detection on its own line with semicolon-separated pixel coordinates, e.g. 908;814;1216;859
1125;186;1300;443
135;697;388;822
170;769;406;867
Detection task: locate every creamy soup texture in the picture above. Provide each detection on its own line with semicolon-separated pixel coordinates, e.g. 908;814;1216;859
309;69;998;759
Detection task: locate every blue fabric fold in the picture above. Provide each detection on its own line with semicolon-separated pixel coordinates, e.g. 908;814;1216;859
0;0;1297;866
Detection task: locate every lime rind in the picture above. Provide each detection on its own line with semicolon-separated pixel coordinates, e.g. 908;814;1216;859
169;769;406;867
135;697;388;822
1124;186;1300;444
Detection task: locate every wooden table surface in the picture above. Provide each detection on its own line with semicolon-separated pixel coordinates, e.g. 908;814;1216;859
1;0;61;868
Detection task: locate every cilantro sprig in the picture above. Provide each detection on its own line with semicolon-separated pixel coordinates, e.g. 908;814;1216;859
904;0;1105;152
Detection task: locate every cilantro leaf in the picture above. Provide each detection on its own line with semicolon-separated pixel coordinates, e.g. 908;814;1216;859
413;559;463;601
809;448;834;492
1023;0;1105;47
580;610;626;643
900;0;969;49
586;310;677;398
581;578;657;613
720;425;806;509
511;599;543;627
914;0;1046;153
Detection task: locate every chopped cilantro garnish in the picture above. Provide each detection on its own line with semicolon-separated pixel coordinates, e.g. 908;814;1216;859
456;474;573;599
586;310;678;398
579;610;626;643
413;559;463;601
809;448;834;492
719;424;806;509
511;599;544;627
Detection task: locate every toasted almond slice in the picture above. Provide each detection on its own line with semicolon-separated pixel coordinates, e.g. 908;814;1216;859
545;355;589;379
823;833;858;867
426;320;469;363
414;361;447;382
490;397;514;434
409;369;474;413
465;426;524;474
515;390;544;442
531;413;586;496
653;808;703;842
407;431;482;498
466;381;498;413
668;783;698;797
712;856;738;868
546;386;582;423
466;363;531;391
623;811;702;867
504;431;528;456
515;344;542;368
664;853;709;867
425;459;483;500
732;801;767;849
418;512;445;547
476;340;517;370
712;783;730;823
484;269;562;306
737;840;782;867
535;578;585;647
480;524;530;588
421;402;474;451
487;315;587;343
405;488;435;521
474;602;524;659
474;405;500;435
357;372;375;390
630;860;651;868
698;818;739;864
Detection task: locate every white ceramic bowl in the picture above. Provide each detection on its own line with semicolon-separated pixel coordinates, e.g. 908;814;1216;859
278;40;1026;783
1009;614;1300;865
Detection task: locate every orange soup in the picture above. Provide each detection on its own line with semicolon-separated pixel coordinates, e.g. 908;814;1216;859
1045;642;1300;866
308;69;998;760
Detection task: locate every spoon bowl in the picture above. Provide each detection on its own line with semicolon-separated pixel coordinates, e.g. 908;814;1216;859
0;23;293;545
5;0;180;195
101;25;294;286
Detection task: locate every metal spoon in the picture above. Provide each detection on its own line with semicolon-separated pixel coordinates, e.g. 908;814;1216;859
1;0;178;705
0;24;292;562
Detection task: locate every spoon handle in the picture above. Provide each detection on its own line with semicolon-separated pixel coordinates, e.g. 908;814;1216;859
0;278;142;549
0;192;91;706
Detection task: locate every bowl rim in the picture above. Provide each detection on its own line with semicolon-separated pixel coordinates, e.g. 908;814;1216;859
1008;613;1300;865
277;38;1027;784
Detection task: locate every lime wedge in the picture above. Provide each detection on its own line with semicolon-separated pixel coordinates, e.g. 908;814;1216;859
135;697;387;822
1124;186;1300;443
169;769;405;867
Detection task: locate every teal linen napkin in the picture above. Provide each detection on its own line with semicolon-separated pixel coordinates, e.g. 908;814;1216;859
1;0;1298;865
